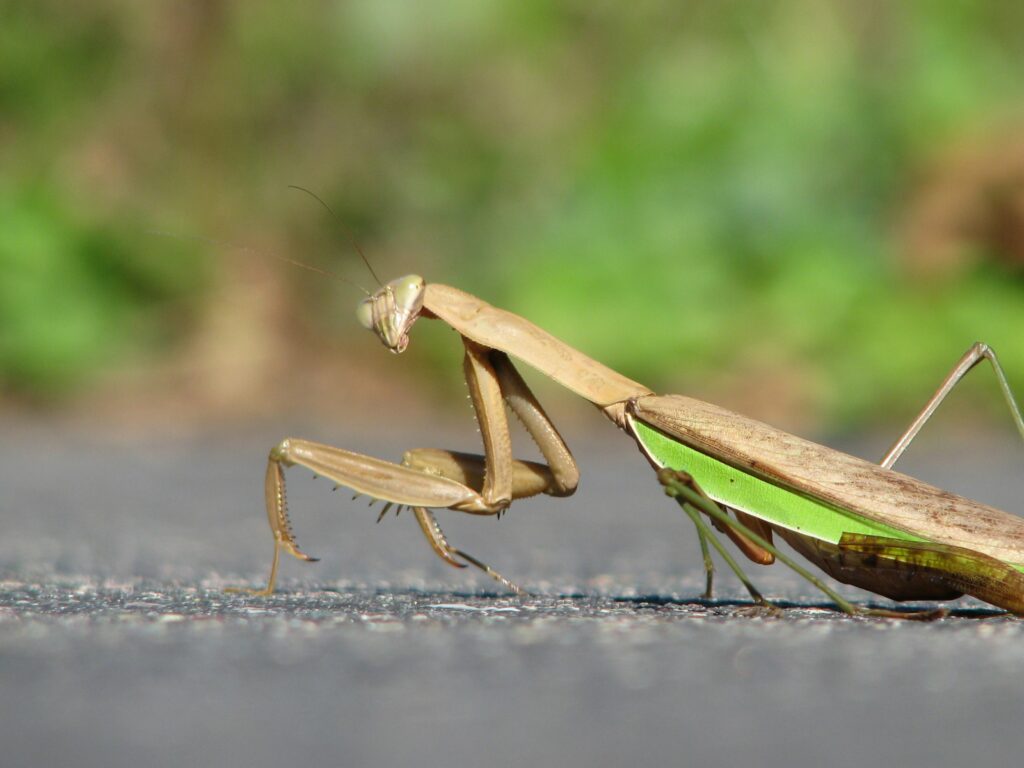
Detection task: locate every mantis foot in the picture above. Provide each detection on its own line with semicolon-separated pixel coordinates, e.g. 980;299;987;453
224;586;275;597
856;606;948;622
734;602;785;619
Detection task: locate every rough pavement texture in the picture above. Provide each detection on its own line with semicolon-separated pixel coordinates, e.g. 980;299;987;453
2;422;1023;768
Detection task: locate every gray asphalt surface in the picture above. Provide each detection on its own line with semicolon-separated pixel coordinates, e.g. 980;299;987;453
2;419;1023;768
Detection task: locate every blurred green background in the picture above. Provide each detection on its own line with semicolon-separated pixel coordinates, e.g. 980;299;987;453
3;0;1024;433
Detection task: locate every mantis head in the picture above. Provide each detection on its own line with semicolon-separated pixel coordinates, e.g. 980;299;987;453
356;274;426;353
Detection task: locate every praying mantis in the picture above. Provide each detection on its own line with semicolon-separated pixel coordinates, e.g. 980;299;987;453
238;273;1024;617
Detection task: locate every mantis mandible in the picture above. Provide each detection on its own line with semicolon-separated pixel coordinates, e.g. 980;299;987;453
237;273;1024;617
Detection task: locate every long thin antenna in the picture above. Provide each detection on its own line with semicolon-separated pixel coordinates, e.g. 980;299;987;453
287;184;383;288
146;230;371;296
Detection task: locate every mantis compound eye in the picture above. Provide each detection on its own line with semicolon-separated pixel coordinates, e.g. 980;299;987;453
356;298;374;331
391;274;425;310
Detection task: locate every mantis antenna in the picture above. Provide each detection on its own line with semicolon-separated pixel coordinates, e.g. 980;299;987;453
287;184;384;288
146;230;372;297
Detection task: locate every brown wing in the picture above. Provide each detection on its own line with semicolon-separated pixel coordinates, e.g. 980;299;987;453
632;394;1024;566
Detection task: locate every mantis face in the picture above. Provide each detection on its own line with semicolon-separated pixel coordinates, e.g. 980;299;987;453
356;274;426;353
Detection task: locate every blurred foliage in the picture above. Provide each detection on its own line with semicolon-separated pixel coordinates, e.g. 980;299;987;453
0;188;205;394
2;0;1024;427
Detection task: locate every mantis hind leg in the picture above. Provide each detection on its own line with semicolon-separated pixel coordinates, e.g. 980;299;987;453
881;342;1024;469
657;469;947;620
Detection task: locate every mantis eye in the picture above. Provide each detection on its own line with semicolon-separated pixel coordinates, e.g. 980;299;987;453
391;275;425;309
356;299;374;330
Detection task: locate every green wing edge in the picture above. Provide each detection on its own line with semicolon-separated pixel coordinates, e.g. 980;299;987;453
631;418;920;547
